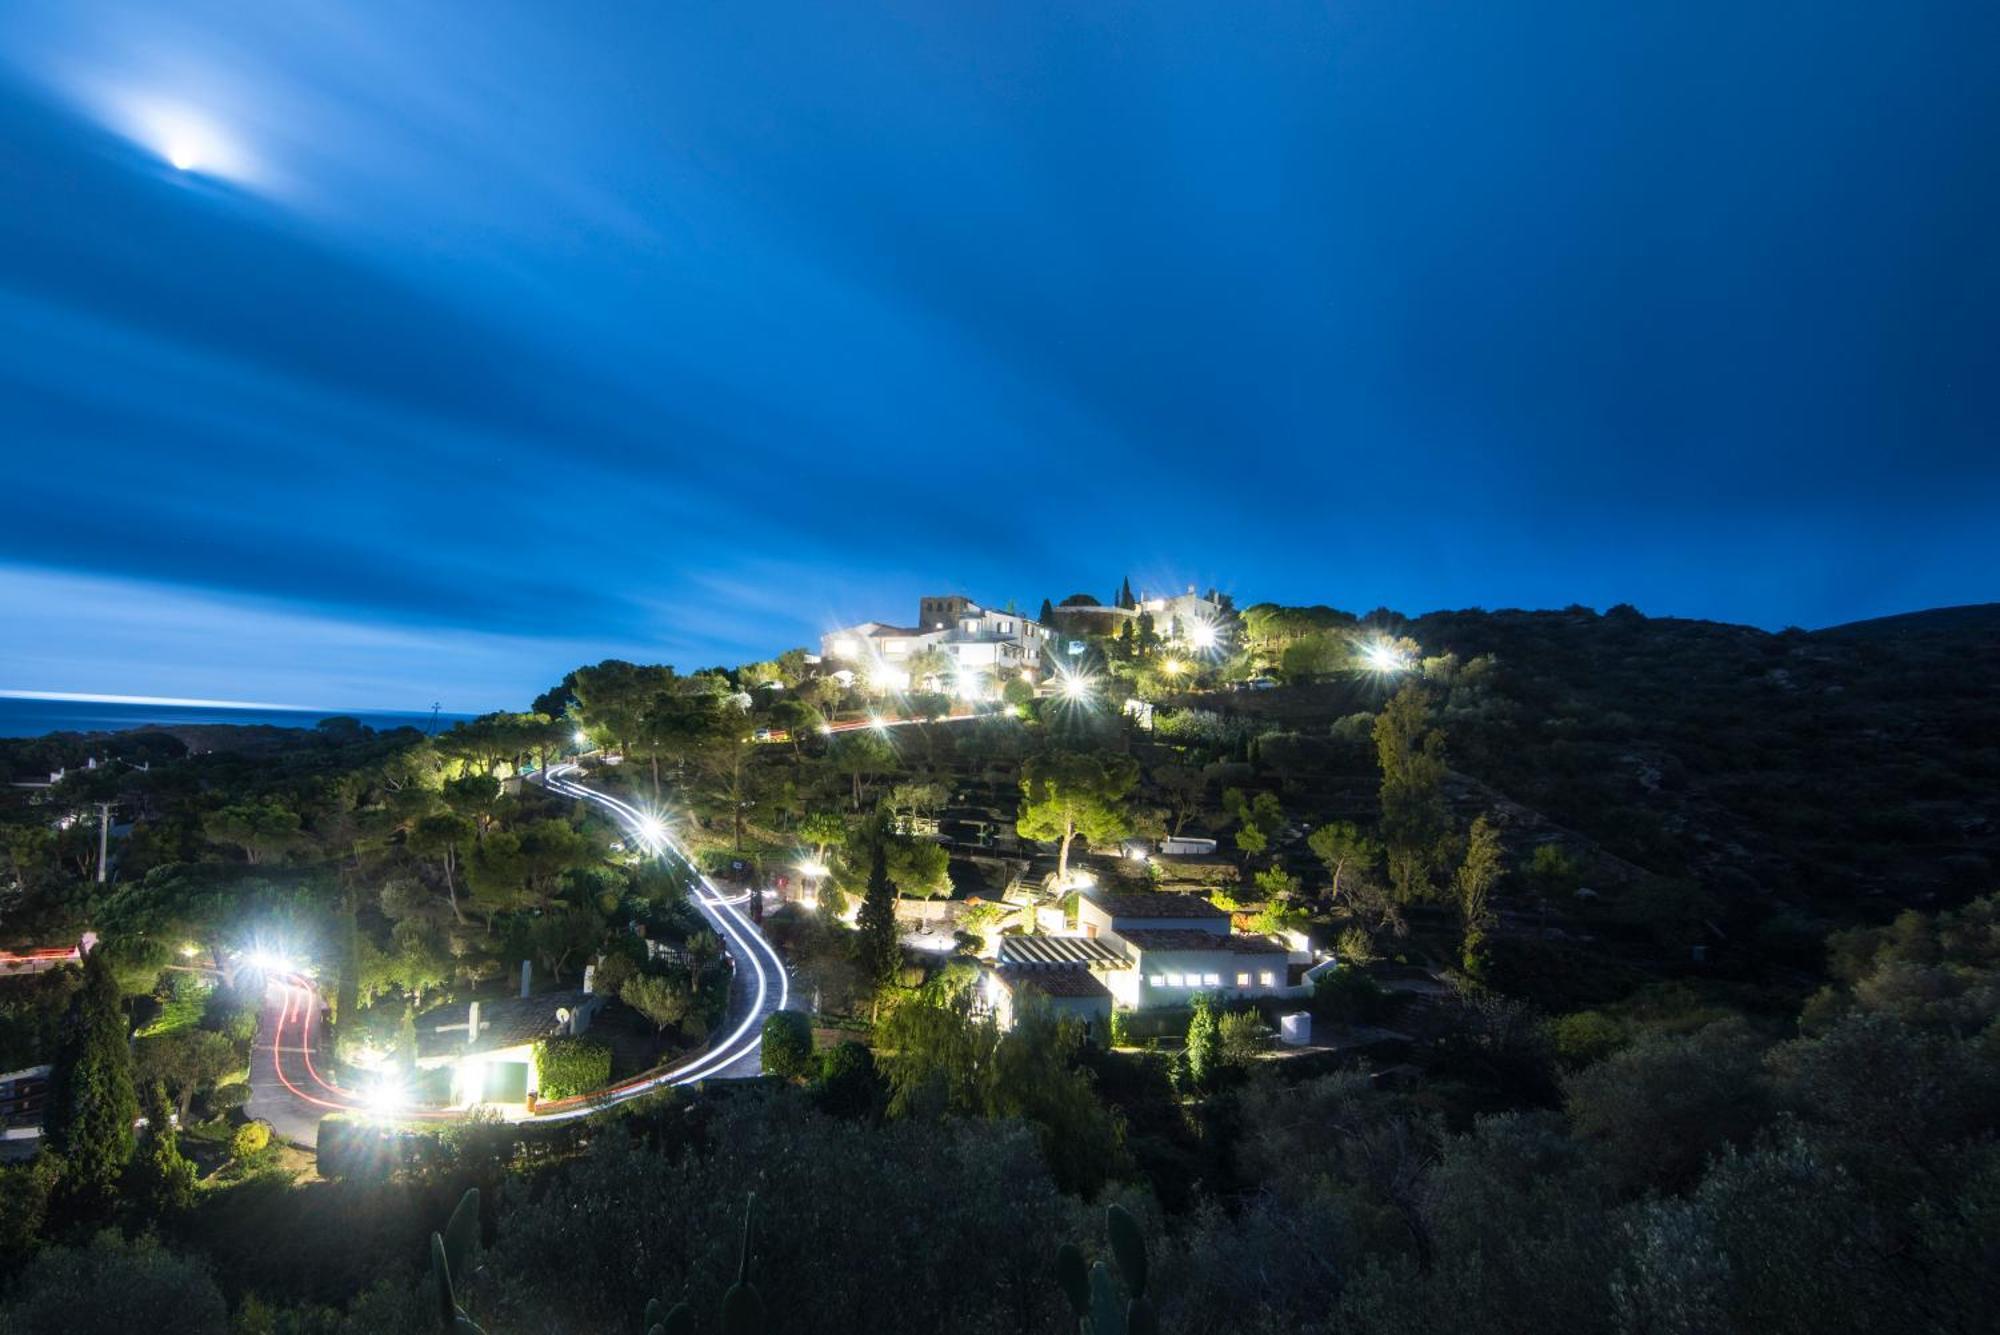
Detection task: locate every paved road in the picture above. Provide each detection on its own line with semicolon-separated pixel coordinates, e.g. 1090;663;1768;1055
245;762;790;1146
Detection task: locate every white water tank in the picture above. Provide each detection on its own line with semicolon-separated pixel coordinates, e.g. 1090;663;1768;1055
1279;1012;1312;1047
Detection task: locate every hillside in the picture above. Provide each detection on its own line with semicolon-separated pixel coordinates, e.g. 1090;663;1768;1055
1216;603;1998;931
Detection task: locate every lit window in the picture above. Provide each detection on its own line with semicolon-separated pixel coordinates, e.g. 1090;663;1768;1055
1235;972;1251;987
1203;973;1221;986
1148;974;1165;987
1165;973;1184;988
1258;971;1276;987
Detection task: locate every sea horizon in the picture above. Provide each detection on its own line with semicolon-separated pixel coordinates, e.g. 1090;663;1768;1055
0;692;475;739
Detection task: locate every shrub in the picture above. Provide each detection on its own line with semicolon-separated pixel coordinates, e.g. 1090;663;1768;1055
535;1036;612;1100
813;1040;884;1118
231;1120;271;1159
1108;1009;1132;1048
1313;967;1394;1025
208;1081;251;1113
1218;1010;1273;1066
1552;1010;1628;1066
761;1011;815;1080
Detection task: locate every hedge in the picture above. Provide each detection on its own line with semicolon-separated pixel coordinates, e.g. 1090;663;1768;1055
534;1036;612;1100
760;1011;814;1080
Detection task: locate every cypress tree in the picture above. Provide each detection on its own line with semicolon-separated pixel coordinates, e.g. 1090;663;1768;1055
855;824;901;1018
137;1080;196;1214
46;946;138;1208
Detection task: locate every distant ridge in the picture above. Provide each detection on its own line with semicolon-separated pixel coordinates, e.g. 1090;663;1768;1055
1813;603;2000;640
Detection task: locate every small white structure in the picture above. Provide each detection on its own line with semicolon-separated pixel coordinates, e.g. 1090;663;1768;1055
1279;1013;1312;1047
1159;834;1218;856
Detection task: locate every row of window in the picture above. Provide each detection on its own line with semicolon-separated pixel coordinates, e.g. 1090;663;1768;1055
1148;971;1277;989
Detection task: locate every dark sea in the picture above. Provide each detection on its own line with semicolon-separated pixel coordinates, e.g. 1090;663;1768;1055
0;697;472;739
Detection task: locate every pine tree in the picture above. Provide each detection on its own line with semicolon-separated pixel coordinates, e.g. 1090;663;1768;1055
1038;598;1055;626
46;946;138;1209
855;824;901;1018
1117;576;1135;610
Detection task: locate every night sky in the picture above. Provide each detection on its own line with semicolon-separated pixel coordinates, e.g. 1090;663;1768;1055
2;2;1995;712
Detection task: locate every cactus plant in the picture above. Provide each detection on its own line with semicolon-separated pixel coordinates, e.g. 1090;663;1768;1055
1054;1203;1159;1335
720;1192;766;1335
428;1189;487;1333
637;1195;762;1335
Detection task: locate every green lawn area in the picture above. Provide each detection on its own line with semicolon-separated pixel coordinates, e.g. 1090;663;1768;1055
137;975;214;1037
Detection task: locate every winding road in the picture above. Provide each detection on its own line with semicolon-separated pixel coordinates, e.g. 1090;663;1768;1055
247;761;790;1147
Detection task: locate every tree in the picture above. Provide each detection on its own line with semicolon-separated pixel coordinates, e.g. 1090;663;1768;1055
760;1010;815;1080
1017;750;1140;882
202;799;303;864
832;730;896;810
1224;788;1284;856
1185;993;1222;1088
621;974;691;1036
1455;815;1505;979
1156;765;1207;836
132;1029;237;1121
44;947;137;1209
136;1081;195;1214
526;907;606;984
855;828;902;1016
409;811;474;923
1374;685;1452;902
1307;820;1382;903
887;838;951;925
797;811;847;866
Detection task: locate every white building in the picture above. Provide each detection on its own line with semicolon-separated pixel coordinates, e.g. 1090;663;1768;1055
822;595;1051;693
982;890;1309;1028
413;982;602;1107
1134;586;1229;648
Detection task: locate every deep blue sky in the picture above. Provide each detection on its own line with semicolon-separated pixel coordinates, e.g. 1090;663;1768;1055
1;2;1994;711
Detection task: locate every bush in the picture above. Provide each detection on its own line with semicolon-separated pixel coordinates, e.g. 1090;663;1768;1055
1551;1010;1628;1066
209;1081;251;1113
1313;967;1394;1025
813;1040;885;1118
535;1036;612;1100
0;1232;228;1335
231;1120;272;1159
1218;1010;1273;1066
1108;1008;1132;1048
761;1011;815;1080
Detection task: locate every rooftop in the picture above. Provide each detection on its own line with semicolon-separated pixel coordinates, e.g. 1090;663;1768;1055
1087;891;1228;921
415;989;590;1061
1112;928;1289;955
998;935;1131;969
993;967;1113;1000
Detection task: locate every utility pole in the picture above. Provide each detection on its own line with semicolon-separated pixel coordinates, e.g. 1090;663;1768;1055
96;801;112;883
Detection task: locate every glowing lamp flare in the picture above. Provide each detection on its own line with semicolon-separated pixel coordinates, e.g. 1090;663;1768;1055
1362;641;1410;674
